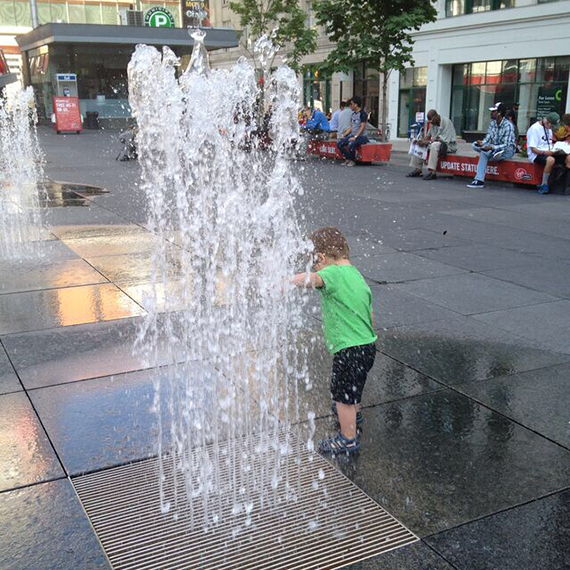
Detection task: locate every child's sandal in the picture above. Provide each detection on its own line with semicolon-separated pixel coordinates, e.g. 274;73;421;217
318;432;360;456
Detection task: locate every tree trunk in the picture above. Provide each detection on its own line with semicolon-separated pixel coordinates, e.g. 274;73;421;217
381;69;389;142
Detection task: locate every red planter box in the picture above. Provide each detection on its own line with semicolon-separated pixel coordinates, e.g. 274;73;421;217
308;140;392;163
436;155;542;186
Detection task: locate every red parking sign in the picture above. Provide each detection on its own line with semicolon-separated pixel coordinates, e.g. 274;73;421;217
53;97;82;134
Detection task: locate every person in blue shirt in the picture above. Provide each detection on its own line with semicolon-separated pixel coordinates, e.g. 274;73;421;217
302;108;330;134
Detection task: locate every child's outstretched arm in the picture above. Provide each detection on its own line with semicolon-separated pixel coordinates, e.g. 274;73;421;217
291;272;324;289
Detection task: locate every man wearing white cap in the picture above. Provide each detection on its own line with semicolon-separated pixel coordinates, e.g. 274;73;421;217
467;102;516;189
526;112;568;194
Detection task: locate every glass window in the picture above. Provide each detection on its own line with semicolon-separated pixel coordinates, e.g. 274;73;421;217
470;62;485;85
446;0;513;17
519;59;536;83
101;5;117;25
414;67;427;87
85;3;101;23
0;0;18;26
14;1;31;25
68;4;86;23
471;0;492;12
485;61;501;83
451;57;569;136
399;68;413;89
453;65;468;86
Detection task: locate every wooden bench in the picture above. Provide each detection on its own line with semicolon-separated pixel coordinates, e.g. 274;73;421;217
308;140;392;164
436;155;543;186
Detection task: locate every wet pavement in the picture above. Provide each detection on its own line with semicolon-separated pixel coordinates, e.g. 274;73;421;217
1;128;570;569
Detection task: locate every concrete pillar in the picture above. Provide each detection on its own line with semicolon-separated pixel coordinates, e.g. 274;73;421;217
388;70;400;138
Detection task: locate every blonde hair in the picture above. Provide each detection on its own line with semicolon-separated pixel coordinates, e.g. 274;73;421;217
310;227;349;260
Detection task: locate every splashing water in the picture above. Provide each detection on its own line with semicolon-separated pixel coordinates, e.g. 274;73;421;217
129;32;312;530
0;86;45;260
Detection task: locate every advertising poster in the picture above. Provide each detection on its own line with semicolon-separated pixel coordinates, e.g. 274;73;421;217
53;96;82;134
181;0;210;28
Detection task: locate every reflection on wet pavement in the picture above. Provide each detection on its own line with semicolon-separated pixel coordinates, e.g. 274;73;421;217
0;392;63;491
0;344;20;395
85;250;182;285
309;389;570;536
0;258;108;295
0;479;111;570
38;181;109;208
60;232;163;258
2;317;171;389
0;283;145;335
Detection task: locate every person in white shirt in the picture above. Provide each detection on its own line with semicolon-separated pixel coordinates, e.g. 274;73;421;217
526;112;565;194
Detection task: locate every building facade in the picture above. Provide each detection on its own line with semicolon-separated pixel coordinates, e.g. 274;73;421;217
208;0;570;137
390;0;570;139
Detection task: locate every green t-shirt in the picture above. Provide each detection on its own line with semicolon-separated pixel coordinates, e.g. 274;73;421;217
317;264;377;354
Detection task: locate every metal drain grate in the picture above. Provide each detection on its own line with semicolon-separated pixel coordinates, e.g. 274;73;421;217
73;443;417;570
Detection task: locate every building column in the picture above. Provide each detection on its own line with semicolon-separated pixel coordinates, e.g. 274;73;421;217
426;61;452;120
388;70;399;138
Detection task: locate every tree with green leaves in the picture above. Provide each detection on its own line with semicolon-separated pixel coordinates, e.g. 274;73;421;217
314;0;437;140
229;0;318;72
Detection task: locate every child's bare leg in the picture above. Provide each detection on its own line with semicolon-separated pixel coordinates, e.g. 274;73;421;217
335;401;357;440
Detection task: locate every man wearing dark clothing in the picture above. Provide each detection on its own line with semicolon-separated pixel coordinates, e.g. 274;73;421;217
337;96;369;166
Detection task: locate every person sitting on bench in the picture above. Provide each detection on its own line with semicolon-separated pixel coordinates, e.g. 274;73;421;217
526;112;567;195
407;109;457;181
337;96;369;167
467;102;516;189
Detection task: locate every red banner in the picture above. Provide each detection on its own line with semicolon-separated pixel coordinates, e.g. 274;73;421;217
308;140;392;163
53;97;82;134
436;155;542;185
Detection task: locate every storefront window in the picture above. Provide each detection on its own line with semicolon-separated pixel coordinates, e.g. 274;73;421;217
451;57;569;136
353;63;379;127
397;66;427;137
445;0;513;17
302;66;330;113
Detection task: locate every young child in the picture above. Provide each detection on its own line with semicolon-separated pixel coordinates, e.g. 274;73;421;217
292;227;377;455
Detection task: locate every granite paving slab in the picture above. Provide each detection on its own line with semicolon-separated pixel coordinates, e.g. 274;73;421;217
378;317;569;386
0;258;108;295
341;540;455;570
414;243;538;272
473;300;570;354
41;204;125;227
0;392;64;492
60;231;162;258
2;317;167;389
0;283;146;335
369;283;459;329
311;389;570;536
0;240;79;267
29;367;253;475
265;328;443;423
347;234;398;257
85;249;182;285
483;258;570;299
0;343;20;395
443;206;570;240
394;273;557;315
29;369;161;475
0;479;111;570
457;362;570;448
426;489;570;570
355;252;466;284
377;228;470;252
49;223;148;241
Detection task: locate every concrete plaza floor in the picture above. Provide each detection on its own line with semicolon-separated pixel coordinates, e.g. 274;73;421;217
1;128;570;569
